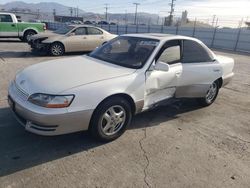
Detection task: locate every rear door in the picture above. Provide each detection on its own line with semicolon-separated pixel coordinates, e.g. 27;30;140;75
85;27;105;51
0;14;18;37
175;40;222;98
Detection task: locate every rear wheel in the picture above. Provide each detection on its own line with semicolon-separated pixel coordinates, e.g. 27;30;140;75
23;30;36;42
90;96;132;142
197;81;219;106
50;42;65;56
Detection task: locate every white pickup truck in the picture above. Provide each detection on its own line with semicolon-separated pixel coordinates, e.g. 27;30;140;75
0;12;46;41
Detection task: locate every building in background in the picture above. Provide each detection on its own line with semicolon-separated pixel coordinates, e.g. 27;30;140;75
54;15;83;23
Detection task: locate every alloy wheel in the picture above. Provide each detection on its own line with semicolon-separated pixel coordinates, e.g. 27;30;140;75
206;82;218;103
100;105;126;136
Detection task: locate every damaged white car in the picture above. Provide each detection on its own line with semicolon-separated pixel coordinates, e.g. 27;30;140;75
8;34;234;141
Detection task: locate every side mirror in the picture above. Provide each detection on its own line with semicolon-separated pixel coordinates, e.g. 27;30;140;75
154;61;170;72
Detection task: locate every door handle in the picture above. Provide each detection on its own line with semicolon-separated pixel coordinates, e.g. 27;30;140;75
11;24;15;27
175;71;182;76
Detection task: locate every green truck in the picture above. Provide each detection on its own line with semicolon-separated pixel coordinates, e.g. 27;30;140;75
0;13;46;42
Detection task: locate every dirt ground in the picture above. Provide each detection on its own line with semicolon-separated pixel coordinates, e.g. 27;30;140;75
0;39;250;188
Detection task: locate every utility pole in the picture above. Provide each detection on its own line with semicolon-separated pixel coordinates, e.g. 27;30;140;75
125;10;128;25
157;15;160;25
105;4;109;22
69;7;73;17
53;9;56;16
36;9;40;19
168;0;176;26
212;15;216;27
76;6;79;17
133;3;140;25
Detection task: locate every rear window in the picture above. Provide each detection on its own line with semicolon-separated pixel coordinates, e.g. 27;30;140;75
0;14;13;22
182;40;213;63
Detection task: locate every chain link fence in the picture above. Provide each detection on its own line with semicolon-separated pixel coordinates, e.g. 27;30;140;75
46;22;250;53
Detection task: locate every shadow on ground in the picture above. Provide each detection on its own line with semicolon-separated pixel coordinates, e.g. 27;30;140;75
0;39;23;43
0;50;89;59
0;99;202;177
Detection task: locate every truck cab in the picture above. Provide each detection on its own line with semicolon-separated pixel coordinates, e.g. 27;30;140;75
0;13;46;42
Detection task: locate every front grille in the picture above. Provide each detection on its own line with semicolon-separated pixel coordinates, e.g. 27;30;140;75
11;81;29;101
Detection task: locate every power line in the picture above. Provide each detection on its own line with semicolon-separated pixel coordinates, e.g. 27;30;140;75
133;2;140;25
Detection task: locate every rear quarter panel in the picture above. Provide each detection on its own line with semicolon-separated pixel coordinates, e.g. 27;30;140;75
18;22;45;35
216;55;234;79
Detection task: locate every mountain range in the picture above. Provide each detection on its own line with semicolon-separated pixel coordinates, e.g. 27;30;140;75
0;1;161;24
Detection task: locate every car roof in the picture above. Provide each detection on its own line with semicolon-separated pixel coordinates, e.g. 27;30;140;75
69;24;99;28
0;12;15;15
122;33;199;42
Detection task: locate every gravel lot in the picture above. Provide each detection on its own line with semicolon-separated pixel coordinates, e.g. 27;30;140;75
0;39;250;188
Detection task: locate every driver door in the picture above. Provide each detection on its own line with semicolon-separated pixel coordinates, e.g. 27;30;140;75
144;40;183;108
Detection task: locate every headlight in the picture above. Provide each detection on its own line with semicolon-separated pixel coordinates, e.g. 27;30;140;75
28;93;74;108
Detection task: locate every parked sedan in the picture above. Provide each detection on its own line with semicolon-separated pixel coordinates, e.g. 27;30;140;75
8;34;234;141
28;25;117;56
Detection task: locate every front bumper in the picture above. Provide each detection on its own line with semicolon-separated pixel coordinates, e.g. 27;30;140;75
8;82;94;136
28;39;49;51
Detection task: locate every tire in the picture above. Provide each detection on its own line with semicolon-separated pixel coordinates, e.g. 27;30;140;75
50;42;65;56
197;81;219;107
23;30;36;42
90;96;132;142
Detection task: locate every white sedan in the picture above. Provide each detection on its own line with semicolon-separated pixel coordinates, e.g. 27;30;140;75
8;34;234;141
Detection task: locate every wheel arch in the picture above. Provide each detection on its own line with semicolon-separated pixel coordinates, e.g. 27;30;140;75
96;93;136;115
216;77;223;88
23;28;38;36
88;93;136;129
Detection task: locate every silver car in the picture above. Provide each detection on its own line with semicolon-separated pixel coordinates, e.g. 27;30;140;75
9;34;234;141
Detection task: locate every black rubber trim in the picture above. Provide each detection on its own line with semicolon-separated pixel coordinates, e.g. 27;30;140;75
30;126;56;132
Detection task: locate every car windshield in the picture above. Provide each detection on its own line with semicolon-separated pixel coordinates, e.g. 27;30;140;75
53;26;74;34
89;36;159;69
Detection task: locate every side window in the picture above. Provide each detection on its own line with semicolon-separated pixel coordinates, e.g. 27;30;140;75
74;27;87;35
157;40;181;65
0;14;13;22
87;27;103;35
182;40;212;63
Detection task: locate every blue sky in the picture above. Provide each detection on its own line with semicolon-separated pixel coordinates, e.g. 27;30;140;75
1;0;249;24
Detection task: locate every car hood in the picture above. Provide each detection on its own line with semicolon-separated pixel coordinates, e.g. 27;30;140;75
15;56;136;95
30;32;62;40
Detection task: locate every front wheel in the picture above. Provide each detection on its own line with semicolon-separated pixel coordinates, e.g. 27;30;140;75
50;42;65;56
90;96;132;142
197;81;219;106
